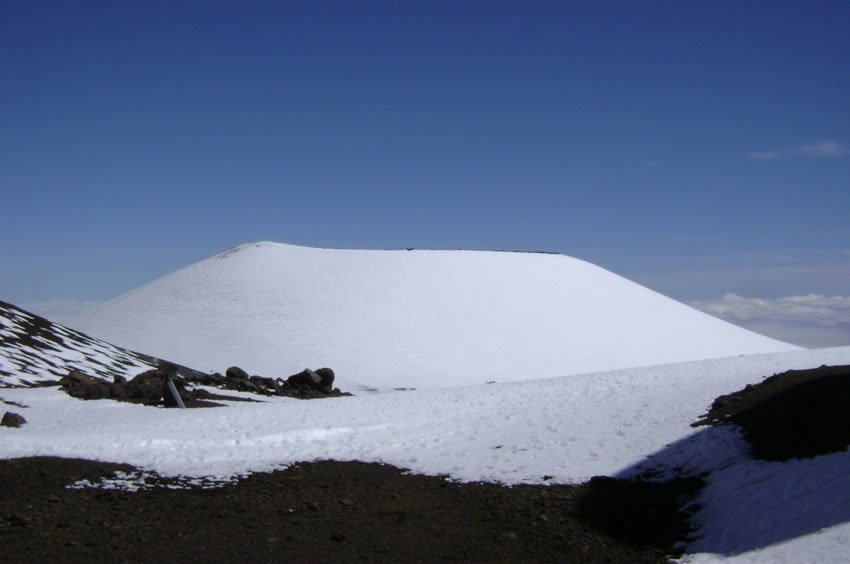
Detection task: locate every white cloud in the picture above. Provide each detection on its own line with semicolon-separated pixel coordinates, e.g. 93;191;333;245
690;294;850;348
22;300;103;327
746;140;850;160
794;140;850;158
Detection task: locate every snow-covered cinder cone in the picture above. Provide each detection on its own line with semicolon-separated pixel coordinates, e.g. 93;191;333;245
74;242;798;390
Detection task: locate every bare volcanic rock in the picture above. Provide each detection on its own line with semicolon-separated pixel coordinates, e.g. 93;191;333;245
695;364;850;461
0;300;158;387
56;364;350;407
1;412;26;428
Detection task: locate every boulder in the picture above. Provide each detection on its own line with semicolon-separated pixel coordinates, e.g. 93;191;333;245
82;384;110;400
1;412;26;428
128;369;166;402
314;368;335;392
250;375;279;393
64;370;98;385
159;362;179;376
226;366;250;381
287;368;323;389
194;372;225;386
129;369;164;385
59;370;109;400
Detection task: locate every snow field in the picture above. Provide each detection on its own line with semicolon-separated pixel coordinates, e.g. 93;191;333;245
3;346;850;562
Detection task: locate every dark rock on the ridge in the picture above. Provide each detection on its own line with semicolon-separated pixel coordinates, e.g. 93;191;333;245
110;384;130;401
129;369;163;385
287;369;322;388
226;366;249;381
241;380;259;392
81;384;109;400
159;362;179;376
59;366;196;406
278;368;347;398
314;368;335;391
1;412;27;428
56;360;350;405
59;370;109;400
128;369;166;402
250;375;278;390
195;372;225;386
63;370;98;386
191;387;214;399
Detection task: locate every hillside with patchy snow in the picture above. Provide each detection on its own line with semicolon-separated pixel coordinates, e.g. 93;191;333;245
0;300;157;387
73;242;797;390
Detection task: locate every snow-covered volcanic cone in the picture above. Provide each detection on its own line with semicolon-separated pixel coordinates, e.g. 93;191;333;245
74;242;797;390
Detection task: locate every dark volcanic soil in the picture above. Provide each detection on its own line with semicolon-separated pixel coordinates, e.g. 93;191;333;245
0;457;678;563
694;363;850;461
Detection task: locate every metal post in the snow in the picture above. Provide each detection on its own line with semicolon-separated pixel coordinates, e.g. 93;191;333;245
164;374;186;409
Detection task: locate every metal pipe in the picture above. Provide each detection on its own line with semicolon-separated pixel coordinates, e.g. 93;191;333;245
165;376;186;409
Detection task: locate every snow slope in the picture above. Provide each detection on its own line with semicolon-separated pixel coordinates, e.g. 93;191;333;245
73;242;797;390
2;346;850;562
0;300;157;387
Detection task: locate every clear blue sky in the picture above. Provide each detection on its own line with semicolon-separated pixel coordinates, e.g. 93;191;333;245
2;1;849;342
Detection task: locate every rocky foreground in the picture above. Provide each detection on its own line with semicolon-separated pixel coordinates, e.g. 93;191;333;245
0;457;677;563
2;365;848;562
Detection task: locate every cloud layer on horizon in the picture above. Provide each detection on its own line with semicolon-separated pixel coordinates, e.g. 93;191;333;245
746;140;850;160
690;294;850;349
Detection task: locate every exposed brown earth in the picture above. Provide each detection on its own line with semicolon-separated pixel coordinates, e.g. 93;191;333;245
0;457;677;563
694;364;850;461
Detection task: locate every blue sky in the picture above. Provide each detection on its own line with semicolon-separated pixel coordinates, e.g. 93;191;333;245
2;1;849;345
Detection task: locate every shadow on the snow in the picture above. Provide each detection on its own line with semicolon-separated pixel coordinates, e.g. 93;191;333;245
581;364;850;556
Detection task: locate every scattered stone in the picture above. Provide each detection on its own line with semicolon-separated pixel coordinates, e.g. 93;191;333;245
283;368;342;396
56;361;351;406
1;412;27;428
314;367;335;391
226;366;250;381
64;370;98;386
287;368;322;388
60;367;193;407
250;375;278;390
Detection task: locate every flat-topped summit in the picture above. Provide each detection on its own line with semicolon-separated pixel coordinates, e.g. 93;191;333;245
74;242;797;389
